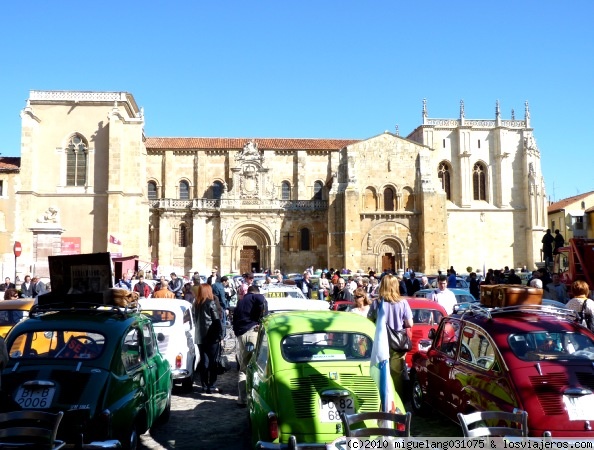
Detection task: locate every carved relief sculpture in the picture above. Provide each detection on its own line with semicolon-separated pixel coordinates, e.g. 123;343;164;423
36;206;60;224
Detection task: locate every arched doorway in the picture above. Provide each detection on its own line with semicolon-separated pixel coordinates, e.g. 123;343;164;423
230;225;272;274
377;239;405;272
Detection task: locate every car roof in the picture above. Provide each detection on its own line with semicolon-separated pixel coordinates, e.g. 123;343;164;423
406;297;448;313
450;304;583;338
0;299;36;310
9;304;147;337
263;310;376;339
138;298;191;311
266;297;328;313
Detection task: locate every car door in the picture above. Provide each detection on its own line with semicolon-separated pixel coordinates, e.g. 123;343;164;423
183;306;198;369
425;318;460;416
248;329;272;441
141;321;168;425
450;326;517;415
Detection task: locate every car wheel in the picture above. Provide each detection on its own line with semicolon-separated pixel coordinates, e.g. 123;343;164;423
411;373;429;416
123;422;139;450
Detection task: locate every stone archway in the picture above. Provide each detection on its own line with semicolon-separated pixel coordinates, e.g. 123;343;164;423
375;238;405;272
228;224;273;274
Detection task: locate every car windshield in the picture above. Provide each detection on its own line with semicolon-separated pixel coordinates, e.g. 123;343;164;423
454;294;476;303
281;332;373;362
142;309;176;326
508;331;594;361
412;308;443;325
9;331;106;360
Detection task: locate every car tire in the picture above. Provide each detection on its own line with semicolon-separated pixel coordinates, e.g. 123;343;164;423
123;421;140;450
411;372;429;416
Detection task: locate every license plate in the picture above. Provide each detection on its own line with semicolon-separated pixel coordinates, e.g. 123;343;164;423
319;397;355;422
563;395;594;420
15;386;56;409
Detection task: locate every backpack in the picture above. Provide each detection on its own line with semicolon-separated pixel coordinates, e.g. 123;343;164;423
579;299;594;333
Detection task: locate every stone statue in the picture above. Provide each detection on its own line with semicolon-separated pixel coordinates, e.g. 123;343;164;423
274;229;279;245
367;233;372;250
240;140;260;159
524;135;538;151
406;233;412;249
37;206;59;224
221;224;230;245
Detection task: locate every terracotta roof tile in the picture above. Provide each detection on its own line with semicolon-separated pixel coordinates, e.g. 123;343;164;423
0;157;20;171
548;190;594;213
144;137;360;150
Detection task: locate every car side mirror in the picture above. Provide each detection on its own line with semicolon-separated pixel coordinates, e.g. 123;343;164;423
245;342;255;353
428;328;437;340
157;332;165;342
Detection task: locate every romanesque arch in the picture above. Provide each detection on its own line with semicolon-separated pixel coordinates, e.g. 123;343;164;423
228;223;273;274
374;237;406;272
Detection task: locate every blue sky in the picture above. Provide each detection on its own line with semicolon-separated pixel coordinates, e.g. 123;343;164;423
1;1;592;202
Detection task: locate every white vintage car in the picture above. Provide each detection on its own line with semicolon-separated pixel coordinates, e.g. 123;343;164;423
259;284;329;314
139;298;199;391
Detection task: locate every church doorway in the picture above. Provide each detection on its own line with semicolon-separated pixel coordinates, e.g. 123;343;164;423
376;238;404;272
240;246;261;274
382;253;395;272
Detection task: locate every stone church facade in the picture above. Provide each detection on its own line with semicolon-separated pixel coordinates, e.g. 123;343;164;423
6;91;547;278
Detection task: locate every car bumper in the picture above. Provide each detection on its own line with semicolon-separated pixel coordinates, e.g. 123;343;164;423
64;440;122;449
256;440;336;450
171;369;190;380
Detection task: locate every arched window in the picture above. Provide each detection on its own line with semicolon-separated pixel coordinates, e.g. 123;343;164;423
66;134;88;186
384;187;395;211
211;181;224;200
438;162;451;200
364;187;377;210
473;163;487;201
300;228;310;251
281;181;291;200
313;181;323;200
147;181;157;200
179;181;190;200
179;223;188;247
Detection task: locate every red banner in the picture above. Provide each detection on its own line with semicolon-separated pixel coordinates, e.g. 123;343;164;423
61;237;81;255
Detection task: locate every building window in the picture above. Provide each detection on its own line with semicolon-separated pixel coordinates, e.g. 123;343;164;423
179;181;190;200
300;228;310;251
66;135;88;186
0;180;3;196
383;187;395;211
473;163;487;201
147;181;157;200
211;181;224;200
443;139;446;148
313;181;323;200
179;223;188;247
281;181;291;200
477;139;481;149
438;162;451;200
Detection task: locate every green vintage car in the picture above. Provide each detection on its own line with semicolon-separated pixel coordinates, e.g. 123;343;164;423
248;310;403;448
1;300;172;449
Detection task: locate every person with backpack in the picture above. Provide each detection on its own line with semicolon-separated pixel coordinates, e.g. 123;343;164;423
565;280;594;332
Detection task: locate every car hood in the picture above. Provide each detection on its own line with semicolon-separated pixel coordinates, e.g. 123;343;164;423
510;360;594;436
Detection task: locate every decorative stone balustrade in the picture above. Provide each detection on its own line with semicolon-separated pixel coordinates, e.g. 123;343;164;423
150;198;328;211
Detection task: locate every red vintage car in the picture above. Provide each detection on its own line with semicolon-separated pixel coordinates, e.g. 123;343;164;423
405;298;447;369
410;303;594;438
